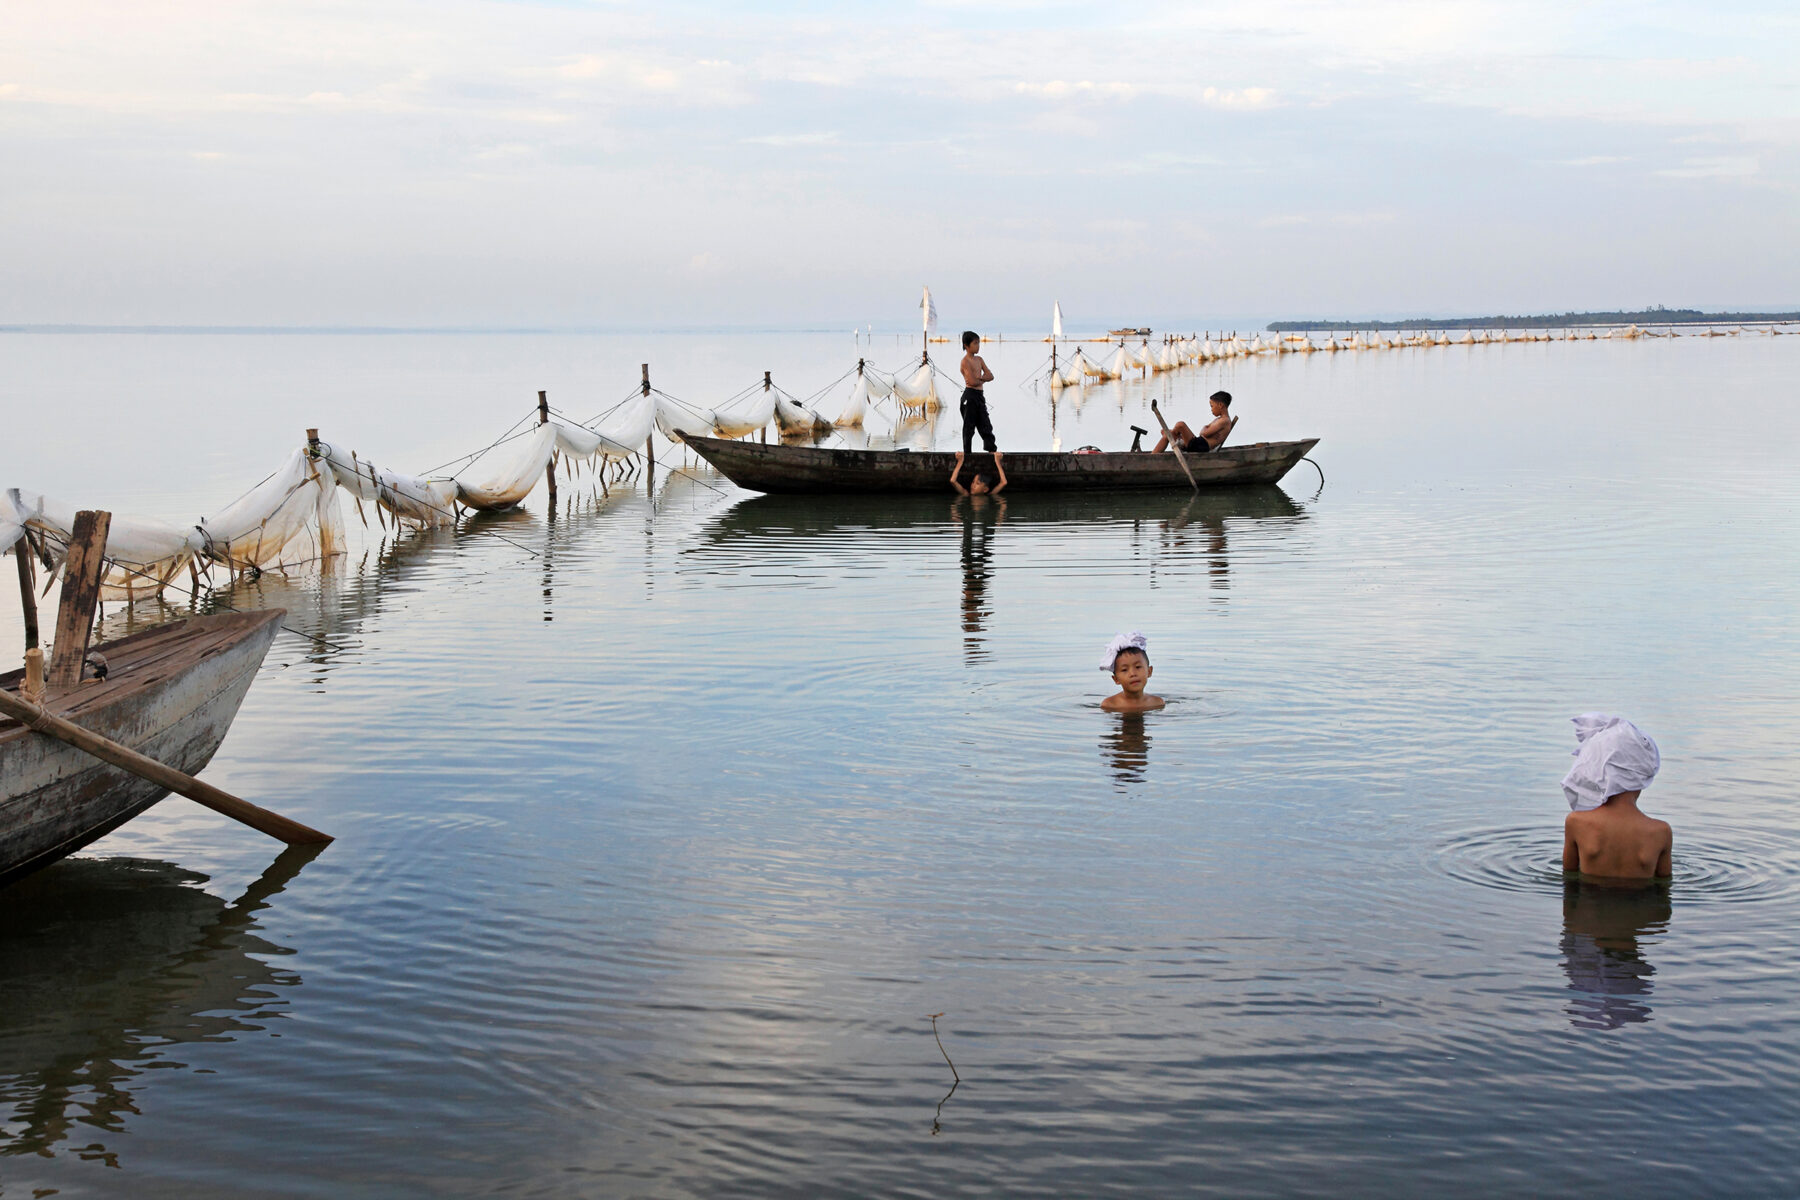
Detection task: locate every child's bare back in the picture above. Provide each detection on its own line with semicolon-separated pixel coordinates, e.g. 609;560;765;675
1560;714;1670;881
1564;794;1672;880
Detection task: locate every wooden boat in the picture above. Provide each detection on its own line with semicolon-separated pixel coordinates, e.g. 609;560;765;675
1;608;284;887
682;434;1320;494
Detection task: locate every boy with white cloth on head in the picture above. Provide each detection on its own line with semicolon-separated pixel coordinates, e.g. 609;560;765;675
1562;714;1672;881
1100;632;1164;713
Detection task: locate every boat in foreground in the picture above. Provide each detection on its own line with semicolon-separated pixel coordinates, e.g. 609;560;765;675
682;434;1320;494
1;609;284;887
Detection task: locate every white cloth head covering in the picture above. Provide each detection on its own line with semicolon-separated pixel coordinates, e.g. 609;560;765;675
1561;714;1660;812
1101;631;1148;671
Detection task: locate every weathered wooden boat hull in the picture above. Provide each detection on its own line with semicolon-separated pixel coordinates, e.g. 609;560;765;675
0;609;285;887
682;435;1320;494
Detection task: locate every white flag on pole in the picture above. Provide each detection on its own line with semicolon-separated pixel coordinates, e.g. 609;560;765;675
921;286;938;337
1052;301;1064;340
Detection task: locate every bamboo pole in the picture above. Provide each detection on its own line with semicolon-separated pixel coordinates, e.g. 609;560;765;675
13;533;37;652
48;510;111;689
12;532;44;703
641;364;654;474
763;371;771;442
0;688;333;845
538;391;557;507
1149;400;1199;492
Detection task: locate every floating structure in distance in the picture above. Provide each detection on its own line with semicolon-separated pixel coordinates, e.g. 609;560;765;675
1269;307;1800;332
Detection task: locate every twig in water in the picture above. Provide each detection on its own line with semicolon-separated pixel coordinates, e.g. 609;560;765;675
926;1012;960;1136
927;1011;959;1081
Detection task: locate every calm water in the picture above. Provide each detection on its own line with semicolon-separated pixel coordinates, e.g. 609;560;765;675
2;330;1799;1197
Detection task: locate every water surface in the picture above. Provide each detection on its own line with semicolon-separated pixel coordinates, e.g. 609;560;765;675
2;330;1798;1196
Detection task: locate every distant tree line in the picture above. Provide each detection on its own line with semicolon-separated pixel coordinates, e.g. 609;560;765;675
1267;308;1800;331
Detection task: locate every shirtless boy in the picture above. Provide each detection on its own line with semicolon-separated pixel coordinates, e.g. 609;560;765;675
1100;632;1165;712
1153;391;1233;454
959;331;997;456
1561;714;1672;881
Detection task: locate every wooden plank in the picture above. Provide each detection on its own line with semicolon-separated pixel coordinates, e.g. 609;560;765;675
47;510;110;689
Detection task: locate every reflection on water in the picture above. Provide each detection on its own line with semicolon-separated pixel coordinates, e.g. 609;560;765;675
956;494;1005;664
1560;877;1672;1031
698;485;1304;546
1159;495;1234;593
1102;711;1153;784
0;847;320;1165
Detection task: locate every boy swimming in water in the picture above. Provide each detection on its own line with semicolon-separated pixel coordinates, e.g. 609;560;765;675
1561;714;1672;880
1100;632;1165;712
951;448;1007;495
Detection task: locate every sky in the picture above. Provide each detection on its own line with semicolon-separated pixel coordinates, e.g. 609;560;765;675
3;0;1798;328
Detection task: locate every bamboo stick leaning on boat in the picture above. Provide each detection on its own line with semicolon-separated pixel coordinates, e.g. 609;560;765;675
0;688;332;846
1149;400;1199;492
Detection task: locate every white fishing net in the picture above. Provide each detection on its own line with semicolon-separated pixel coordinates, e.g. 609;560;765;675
712;390;775;439
836;376;869;427
773;396;830;436
893;362;940;410
656;395;716;441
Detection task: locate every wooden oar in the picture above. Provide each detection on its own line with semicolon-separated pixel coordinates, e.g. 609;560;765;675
0;688;332;846
1149;400;1199;492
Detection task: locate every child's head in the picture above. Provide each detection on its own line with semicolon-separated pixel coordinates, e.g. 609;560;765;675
1111;646;1152;693
1561;714;1660;811
962;330;981;352
1100;631;1153;691
970;470;997;494
1209;390;1232;418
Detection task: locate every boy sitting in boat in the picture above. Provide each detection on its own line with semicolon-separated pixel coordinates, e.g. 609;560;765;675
1100;632;1164;712
951;449;1007;496
1561;714;1672;881
1154;391;1234;454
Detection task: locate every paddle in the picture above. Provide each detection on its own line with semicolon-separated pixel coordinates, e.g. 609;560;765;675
1149;400;1199;492
0;688;333;846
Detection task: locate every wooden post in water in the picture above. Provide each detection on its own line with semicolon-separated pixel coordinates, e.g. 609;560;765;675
47;510;111;690
641;365;654;476
538;391;557;508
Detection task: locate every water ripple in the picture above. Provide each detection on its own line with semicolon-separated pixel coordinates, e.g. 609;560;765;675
1434;824;1800;904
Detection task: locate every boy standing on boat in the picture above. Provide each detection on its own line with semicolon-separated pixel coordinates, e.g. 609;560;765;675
959;331;997;456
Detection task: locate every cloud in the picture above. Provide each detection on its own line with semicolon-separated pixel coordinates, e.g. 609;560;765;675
740;132;839;147
1014;80;1137;101
1656;155;1760;179
2;0;1796;325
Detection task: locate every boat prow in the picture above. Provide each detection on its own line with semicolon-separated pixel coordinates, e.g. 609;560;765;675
2;609;285;887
